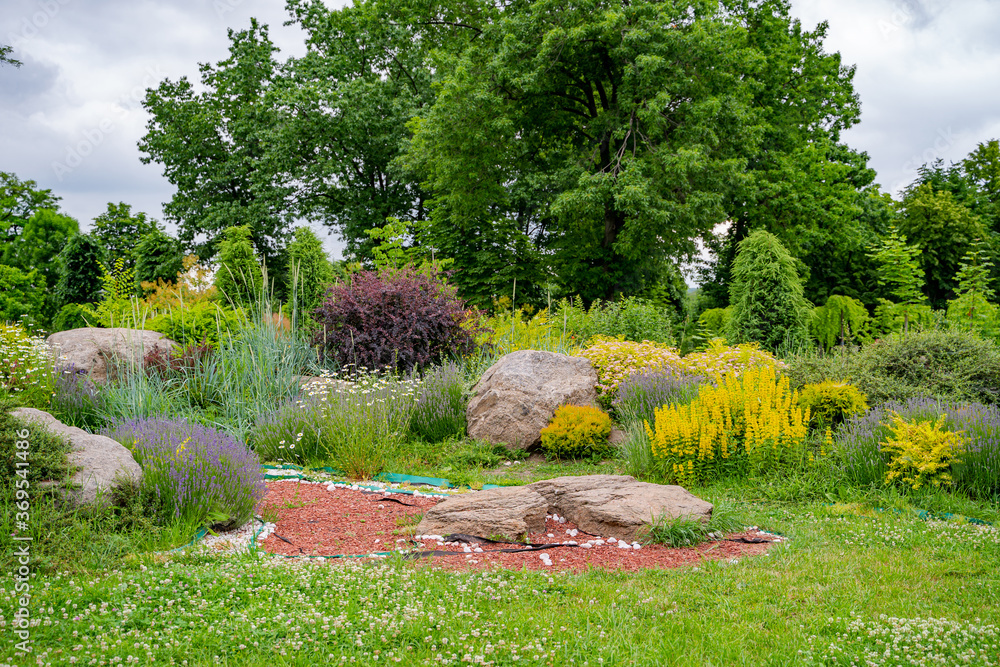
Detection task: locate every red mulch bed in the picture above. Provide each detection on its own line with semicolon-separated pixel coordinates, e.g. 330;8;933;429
258;480;780;572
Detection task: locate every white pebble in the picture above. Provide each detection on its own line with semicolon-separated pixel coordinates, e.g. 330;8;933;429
547;533;554;538
581;543;592;549
607;537;617;544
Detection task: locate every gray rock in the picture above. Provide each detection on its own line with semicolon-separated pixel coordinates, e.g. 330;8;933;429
466;350;599;450
11;408;142;506
526;475;713;542
47;327;177;383
418;475;713;544
415;486;548;541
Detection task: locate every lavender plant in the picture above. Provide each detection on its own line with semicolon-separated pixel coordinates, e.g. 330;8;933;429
104;418;265;529
612;369;704;426
836;398;1000;500
409;362;466;442
49;364;104;429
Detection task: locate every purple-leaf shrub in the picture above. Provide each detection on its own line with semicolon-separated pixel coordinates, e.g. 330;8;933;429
104;418;265;529
311;268;479;373
837;397;1000;499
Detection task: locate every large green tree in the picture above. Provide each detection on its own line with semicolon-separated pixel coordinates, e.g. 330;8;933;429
2;209;79;323
90;202;158;268
1;172;60;244
271;1;437;261
897;183;984;308
56;234;105;307
134;228;185;288
139;20;293;265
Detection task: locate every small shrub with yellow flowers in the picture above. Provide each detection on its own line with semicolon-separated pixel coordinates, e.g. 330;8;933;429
644;365;810;485
576;337;682;396
540;404;613;460
680;338;785;378
880;412;965;491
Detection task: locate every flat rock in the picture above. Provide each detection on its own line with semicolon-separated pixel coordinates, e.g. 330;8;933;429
418;475;713;544
11;408;142;506
526;475;714;542
415;486;548;541
47;327;177;383
466;350;599;450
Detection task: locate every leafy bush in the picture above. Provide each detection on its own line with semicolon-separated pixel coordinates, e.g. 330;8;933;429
836;398;1000;500
881;412;965;491
476;307;578;357
51;302;90;332
697;307;731;340
104;417;264;529
410;362;466;442
798;381;869;429
556;296;673;345
286;226;336;321
252;369;419;478
726;230;811;351
49;365;104;430
312;268;477;373
0;323;55;407
576;337;682;396
644;365;810;485
143;340;215;379
539;404;613;460
612;370;703;427
146;301;245;347
681;339;785;378
785;330;1000;405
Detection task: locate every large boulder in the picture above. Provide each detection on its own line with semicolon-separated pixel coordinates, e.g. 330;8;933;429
526;475;713;542
467;350;598;450
415;486;548;541
47;328;178;383
11;408;142;506
416;475;713;543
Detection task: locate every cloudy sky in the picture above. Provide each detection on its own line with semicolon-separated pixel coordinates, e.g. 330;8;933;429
2;0;999;262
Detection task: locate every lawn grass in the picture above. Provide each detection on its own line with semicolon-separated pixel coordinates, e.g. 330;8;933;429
3;478;999;666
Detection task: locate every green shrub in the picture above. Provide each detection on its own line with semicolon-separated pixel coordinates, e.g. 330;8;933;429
556;296;673;345
881;412;965;491
798;381;869;429
51;302;90;332
285;226;336;322
786;330;1000;405
146;301;245;347
214;225;263;307
539;404;613;460
0;399;75;495
696;307;731;344
726;230;811;351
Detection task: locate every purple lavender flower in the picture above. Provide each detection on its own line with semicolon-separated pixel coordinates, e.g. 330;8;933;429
612;369;704;425
104;418;265;528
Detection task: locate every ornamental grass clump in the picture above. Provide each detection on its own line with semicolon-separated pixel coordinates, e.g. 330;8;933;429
539;405;613;460
644;365;810;485
836;398;1000;499
49;364;103;429
252;368;420;479
0;322;56;407
104;418;265;529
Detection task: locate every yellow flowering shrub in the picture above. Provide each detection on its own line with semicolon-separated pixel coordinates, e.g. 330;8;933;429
540;404;613;459
880;412;965;490
644;365;810;485
576;336;682;395
680;338;785;378
798;380;868;428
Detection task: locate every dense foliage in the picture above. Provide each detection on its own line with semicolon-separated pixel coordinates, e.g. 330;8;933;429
540;404;613;460
312;269;477;373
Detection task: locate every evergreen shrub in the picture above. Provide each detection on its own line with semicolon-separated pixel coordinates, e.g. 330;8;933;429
539;405;613;460
798;381;869;429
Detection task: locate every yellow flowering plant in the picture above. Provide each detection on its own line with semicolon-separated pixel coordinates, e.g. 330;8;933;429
880;412;965;491
576;336;682;396
540;404;613;460
644;365;810;485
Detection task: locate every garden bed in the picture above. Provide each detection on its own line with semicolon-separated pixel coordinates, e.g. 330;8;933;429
257;479;782;571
